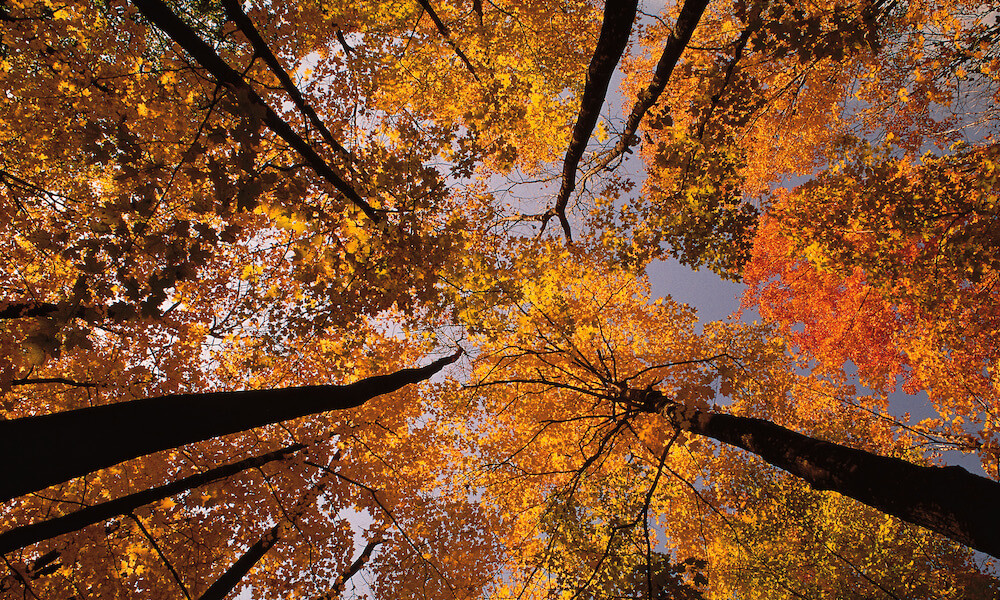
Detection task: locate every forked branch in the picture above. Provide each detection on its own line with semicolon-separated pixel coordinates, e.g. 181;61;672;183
543;0;639;240
581;0;710;182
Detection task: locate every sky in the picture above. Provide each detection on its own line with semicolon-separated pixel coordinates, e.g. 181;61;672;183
647;258;746;323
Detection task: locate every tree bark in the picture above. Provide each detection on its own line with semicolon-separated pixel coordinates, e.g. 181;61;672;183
0;351;460;502
664;404;1000;557
547;0;639;239
0;443;305;553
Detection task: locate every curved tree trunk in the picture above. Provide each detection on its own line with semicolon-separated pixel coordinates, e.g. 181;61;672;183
0;351;460;502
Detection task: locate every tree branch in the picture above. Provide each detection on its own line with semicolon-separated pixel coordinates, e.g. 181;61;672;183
545;0;639;240
653;396;1000;558
131;0;379;222
0;443;306;554
414;0;481;82
129;512;192;600
11;378;98;388
219;0;356;163
581;0;710;181
0;302;59;320
321;538;383;599
196;525;281;600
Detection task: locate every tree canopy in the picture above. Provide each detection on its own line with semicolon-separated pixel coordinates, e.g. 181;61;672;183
2;0;999;598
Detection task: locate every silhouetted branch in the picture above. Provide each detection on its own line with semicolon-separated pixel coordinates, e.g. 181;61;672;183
11;378;98;388
131;0;379;222
0;349;461;501
581;0;710;182
321;538;383;599
197;525;281;600
0;443;306;554
650;392;1000;558
220;0;356;163
544;0;639;240
414;0;481;81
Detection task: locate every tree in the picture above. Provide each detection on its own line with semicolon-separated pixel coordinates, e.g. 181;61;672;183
743;140;1000;476
3;0;1000;598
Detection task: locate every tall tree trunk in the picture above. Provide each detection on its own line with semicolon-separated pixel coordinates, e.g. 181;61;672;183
0;351;460;502
196;525;281;600
547;0;639;239
661;403;1000;557
0;443;305;553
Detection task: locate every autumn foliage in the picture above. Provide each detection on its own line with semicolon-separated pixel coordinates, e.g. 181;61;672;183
2;0;1000;598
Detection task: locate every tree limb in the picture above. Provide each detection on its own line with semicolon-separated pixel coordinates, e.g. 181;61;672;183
321;538;383;599
544;0;639;240
414;0;481;82
196;525;281;600
581;0;710;182
131;0;379;222
10;378;99;388
0;443;306;554
219;0;356;163
654;396;1000;558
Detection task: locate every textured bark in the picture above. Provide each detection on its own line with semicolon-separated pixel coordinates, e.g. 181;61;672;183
196;525;281;600
131;0;379;222
670;407;1000;557
0;443;306;553
547;0;639;239
0;351;460;502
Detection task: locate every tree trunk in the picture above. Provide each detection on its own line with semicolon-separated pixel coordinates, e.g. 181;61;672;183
0;351;460;502
667;405;1000;557
196;525;281;600
548;0;639;239
0;443;305;553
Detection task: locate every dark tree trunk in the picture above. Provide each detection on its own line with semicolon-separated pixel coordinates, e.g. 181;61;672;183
196;525;281;600
0;351;460;502
0;443;306;553
547;0;639;239
601;0;710;165
667;406;1000;557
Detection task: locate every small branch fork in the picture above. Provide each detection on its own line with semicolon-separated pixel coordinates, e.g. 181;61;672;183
540;0;640;241
588;0;710;173
523;0;710;241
